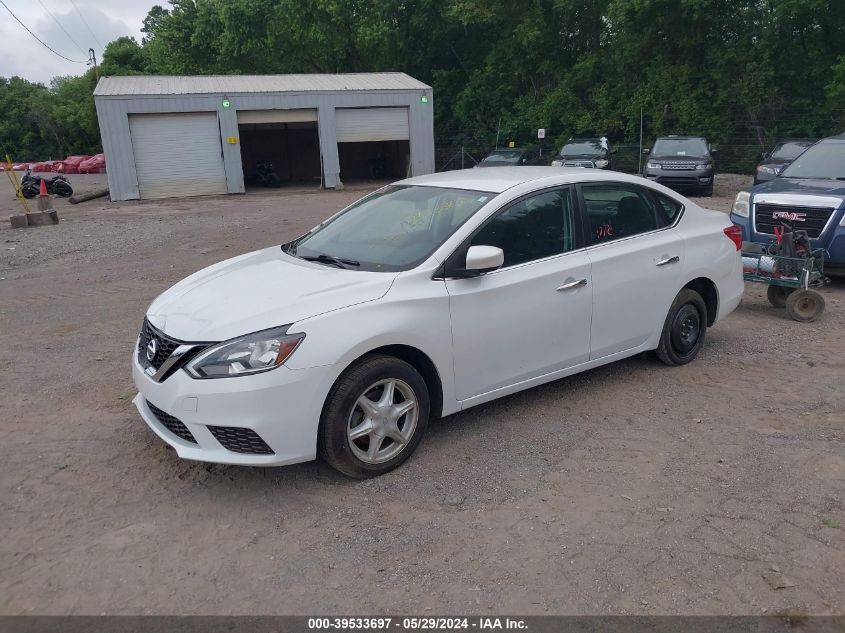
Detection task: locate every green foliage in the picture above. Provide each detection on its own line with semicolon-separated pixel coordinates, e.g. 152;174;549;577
4;0;845;167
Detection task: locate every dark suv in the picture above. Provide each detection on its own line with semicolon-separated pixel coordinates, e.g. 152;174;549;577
643;136;715;196
753;139;815;185
550;138;614;169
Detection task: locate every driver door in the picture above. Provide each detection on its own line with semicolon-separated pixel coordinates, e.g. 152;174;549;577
445;188;593;401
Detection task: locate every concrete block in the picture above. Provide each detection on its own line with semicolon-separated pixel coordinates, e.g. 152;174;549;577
9;210;59;229
9;214;28;229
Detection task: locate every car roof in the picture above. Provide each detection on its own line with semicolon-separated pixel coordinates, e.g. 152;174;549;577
398;166;646;194
819;133;845;143
655;135;707;141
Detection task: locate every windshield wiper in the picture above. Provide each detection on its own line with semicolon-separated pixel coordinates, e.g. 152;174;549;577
300;253;361;269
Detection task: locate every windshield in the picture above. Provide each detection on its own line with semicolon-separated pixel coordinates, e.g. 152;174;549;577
480;150;523;165
285;185;495;271
652;138;709;157
780;142;844;179
560;141;604;156
770;141;813;161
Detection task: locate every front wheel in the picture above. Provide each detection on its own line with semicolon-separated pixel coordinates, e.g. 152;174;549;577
319;354;430;478
655;288;707;366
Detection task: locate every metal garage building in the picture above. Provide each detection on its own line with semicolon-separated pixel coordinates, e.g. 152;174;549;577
93;73;434;201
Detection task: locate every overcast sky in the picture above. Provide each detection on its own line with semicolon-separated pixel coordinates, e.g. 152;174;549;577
0;0;157;84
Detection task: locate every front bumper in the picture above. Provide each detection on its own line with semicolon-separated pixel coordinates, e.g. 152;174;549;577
644;168;713;191
132;352;329;466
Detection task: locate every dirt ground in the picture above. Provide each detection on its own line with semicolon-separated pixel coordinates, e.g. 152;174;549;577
0;172;843;616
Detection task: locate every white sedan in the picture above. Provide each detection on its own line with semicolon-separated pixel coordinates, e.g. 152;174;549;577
133;168;743;478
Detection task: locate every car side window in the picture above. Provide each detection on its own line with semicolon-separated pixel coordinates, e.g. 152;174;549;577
471;189;575;267
581;184;662;245
652;191;683;225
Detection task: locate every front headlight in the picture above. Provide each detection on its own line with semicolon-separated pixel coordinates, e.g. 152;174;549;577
186;326;305;379
647;161;661;169
551;160;563;167
696;163;711;170
757;165;776;175
594;159;609;168
732;191;751;217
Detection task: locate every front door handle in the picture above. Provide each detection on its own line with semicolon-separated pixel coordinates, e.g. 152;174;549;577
556;278;588;291
656;255;680;267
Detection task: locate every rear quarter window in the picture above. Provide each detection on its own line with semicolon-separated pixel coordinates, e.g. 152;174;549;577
652;191;684;225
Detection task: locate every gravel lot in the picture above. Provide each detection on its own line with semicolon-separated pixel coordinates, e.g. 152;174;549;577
1;172;843;615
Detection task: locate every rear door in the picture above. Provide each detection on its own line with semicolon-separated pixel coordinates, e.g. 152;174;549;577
445;187;592;400
577;182;685;360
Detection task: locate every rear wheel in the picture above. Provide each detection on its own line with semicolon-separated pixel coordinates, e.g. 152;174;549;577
767;284;794;308
655;288;707;366
319;354;430;478
785;289;825;322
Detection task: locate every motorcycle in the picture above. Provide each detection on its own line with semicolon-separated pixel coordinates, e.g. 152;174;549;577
255;161;281;188
20;170;74;199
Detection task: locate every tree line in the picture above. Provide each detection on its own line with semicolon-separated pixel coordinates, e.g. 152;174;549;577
2;0;845;168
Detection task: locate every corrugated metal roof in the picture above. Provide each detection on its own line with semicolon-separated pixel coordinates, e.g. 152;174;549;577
94;73;430;96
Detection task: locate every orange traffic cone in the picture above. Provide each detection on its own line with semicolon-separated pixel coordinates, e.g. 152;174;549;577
37;177;50;211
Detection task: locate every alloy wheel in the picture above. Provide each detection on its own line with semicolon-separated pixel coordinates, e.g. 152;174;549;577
347;378;418;464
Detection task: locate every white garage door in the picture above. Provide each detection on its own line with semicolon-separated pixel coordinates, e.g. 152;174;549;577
129;112;227;199
335;107;409;143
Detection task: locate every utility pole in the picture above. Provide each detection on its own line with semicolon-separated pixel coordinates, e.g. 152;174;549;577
88;48;99;80
638;107;644;174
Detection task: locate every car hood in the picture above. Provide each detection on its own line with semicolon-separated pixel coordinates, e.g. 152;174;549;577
146;247;397;341
752;177;845;198
761;157;791;167
650;154;710;162
558;153;602;159
750;177;845;213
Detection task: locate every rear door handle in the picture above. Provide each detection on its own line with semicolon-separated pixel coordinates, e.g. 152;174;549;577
556;278;588;291
656;256;680;267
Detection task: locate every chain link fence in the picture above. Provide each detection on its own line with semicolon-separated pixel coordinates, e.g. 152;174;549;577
434;108;845;177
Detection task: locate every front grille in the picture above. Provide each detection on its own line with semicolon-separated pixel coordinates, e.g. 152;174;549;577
138;318;182;371
563;160;595;168
137;318;208;381
754;203;834;238
661;162;696;170
146;401;197;444
208;426;274;455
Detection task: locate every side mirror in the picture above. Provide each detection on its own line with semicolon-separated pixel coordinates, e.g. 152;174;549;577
465;245;504;275
710;147;719;153
642;148;650;155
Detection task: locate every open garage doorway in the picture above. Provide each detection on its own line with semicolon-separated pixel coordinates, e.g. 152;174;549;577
336;107;411;182
338;140;410;180
238;109;321;188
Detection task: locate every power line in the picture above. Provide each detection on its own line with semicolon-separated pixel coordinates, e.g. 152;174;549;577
0;0;86;63
68;0;101;48
38;0;87;56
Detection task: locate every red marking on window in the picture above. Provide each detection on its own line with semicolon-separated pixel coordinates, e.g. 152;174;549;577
596;223;614;239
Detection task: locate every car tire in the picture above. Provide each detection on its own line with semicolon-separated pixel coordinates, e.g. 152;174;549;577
655;288;708;366
702;184;714;197
766;284;794;308
318;354;430;478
